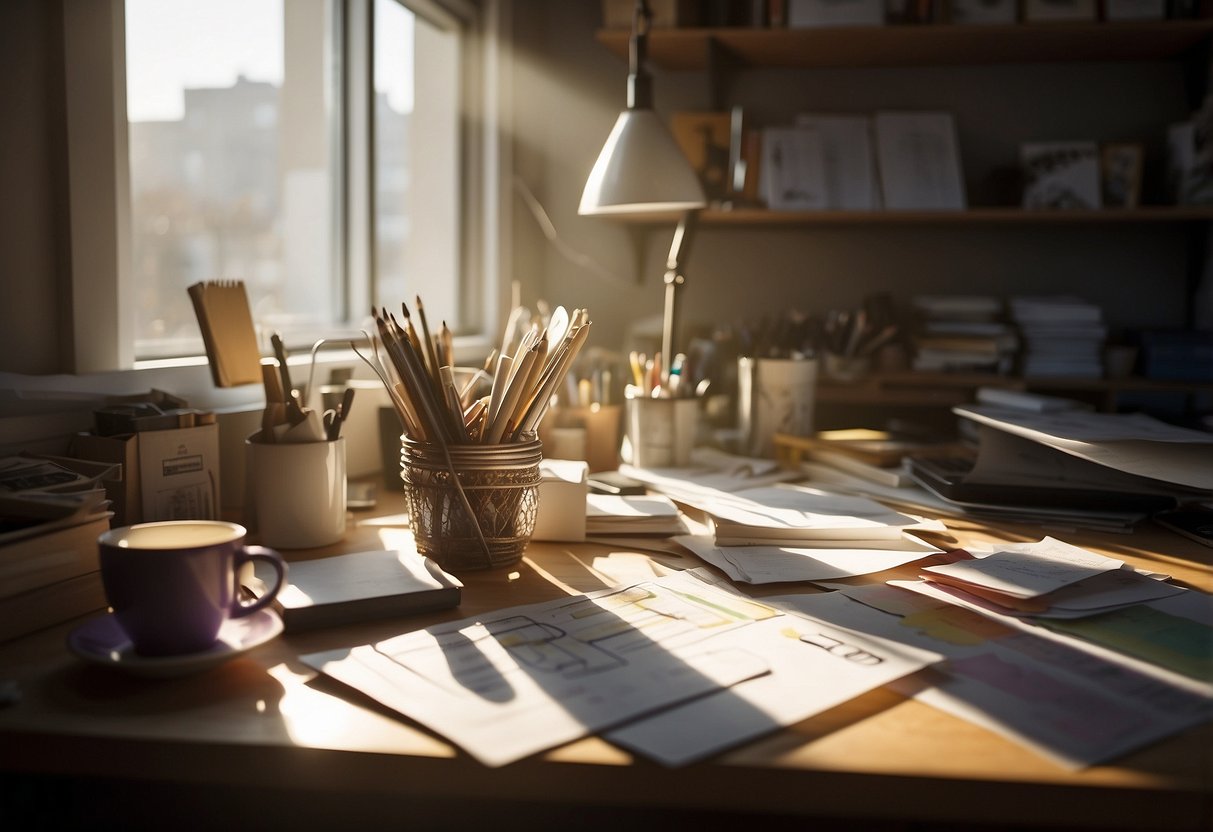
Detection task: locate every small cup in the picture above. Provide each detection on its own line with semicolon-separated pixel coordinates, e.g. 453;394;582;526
738;356;819;458
246;437;347;549
99;520;286;657
623;395;699;468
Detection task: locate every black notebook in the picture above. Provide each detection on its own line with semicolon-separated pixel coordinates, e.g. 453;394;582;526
251;548;462;632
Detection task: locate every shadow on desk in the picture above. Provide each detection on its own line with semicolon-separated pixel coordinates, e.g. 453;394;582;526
3;772;1145;832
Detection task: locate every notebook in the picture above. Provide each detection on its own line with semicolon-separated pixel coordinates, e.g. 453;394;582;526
187;280;263;387
250;548;462;632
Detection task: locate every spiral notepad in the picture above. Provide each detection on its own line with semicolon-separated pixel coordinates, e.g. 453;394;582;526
187;280;263;387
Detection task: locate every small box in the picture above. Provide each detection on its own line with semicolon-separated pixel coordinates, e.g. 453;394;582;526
71;423;220;525
531;459;589;543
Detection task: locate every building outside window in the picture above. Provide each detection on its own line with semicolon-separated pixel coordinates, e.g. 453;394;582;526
124;0;485;362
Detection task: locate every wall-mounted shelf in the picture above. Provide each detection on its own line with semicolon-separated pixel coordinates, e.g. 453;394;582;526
595;20;1213;70
816;371;1212;412
607;206;1213;226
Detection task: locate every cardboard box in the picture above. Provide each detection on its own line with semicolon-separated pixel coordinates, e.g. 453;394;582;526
71;423;220;525
137;424;220;521
531;459;589;543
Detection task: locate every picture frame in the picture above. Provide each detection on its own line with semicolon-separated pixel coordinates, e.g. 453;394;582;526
1100;143;1144;209
948;0;1017;23
670;111;733;204
760;126;830;210
787;0;886;27
1023;0;1096;20
1021;141;1102;210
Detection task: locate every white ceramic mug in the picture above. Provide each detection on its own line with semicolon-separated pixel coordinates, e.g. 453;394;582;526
738;356;818;458
245;437;346;548
623;395;698;469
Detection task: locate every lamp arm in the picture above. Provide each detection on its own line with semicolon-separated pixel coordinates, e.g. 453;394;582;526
627;0;653;110
660;209;698;387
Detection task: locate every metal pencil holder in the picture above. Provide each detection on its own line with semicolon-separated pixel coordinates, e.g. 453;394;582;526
400;437;542;572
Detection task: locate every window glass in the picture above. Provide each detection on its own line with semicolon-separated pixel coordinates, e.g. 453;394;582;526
125;0;340;359
373;0;463;331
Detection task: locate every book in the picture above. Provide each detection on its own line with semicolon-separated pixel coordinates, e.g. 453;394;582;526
0;570;108;643
0;511;112;599
874;112;967;211
793;113;879;210
251;548;462;632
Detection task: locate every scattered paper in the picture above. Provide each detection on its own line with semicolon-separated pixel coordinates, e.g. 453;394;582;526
923;537;1123;599
301;571;781;767
607;581;942;766
675;534;940;584
799;585;1213;769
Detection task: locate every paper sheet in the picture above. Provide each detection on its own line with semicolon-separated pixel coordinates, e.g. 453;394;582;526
675;534;940;584
607;586;942;766
923;537;1123;598
301;571;780;767
798;585;1213;769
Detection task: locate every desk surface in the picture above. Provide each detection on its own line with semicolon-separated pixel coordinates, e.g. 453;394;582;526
2;486;1211;831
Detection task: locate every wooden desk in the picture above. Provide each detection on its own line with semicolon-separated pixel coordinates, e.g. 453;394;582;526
2;488;1210;831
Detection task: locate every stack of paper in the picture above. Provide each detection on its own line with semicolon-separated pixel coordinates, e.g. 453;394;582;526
910;537;1184;619
668;483;945;584
699;484;926;546
1010;296;1107;378
585;493;689;536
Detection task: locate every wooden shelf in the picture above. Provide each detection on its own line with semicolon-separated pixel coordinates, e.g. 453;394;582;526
606;205;1213;226
596;20;1213;70
816;371;1212;409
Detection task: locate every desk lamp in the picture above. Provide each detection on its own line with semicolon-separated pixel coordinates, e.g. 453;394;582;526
578;0;706;387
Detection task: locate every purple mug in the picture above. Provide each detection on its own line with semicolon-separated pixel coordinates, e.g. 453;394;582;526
98;520;287;657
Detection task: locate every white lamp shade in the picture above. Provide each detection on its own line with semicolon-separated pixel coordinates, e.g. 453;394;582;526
579;109;707;215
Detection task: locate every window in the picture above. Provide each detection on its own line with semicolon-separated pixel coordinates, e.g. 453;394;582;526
122;0;493;364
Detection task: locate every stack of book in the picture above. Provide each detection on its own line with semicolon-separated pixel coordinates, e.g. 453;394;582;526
1010;296;1107;378
910;295;1017;374
0;455;115;642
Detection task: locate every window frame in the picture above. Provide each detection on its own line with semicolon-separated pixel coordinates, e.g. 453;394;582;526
58;0;507;406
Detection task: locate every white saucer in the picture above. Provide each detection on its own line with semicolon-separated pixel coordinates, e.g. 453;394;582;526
67;608;284;678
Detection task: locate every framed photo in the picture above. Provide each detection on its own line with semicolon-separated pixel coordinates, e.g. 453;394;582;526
1023;0;1096;20
760;126;830;210
1021;141;1102;210
1101;143;1144;209
874;111;967;211
1103;0;1164;19
788;0;885;27
948;0;1017;23
670;111;732;203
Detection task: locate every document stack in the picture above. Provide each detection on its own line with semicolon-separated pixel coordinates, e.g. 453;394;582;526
910;295;1017;373
1009;296;1107;378
909;404;1213;532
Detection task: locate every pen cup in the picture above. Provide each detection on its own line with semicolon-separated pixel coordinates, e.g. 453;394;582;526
622;395;699;469
738;356;818;458
537;404;623;472
245;436;347;549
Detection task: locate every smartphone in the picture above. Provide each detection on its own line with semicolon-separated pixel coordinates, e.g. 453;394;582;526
1154;506;1213;548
